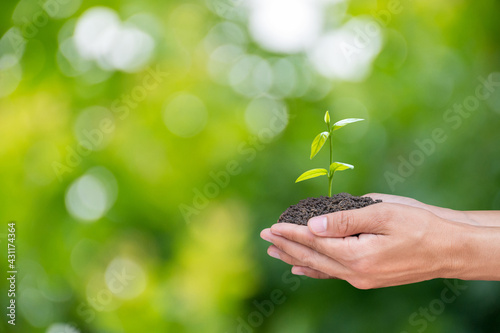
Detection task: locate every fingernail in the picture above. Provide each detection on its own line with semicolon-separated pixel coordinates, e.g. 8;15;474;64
292;268;305;275
268;249;280;259
308;216;327;233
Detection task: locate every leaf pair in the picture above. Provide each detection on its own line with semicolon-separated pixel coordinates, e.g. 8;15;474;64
310;117;364;160
295;111;365;195
295;162;354;183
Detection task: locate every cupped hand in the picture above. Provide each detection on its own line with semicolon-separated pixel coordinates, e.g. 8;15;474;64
362;193;475;225
261;201;471;289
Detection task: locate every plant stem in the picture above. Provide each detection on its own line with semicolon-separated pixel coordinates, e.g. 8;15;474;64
328;176;333;197
328;127;334;197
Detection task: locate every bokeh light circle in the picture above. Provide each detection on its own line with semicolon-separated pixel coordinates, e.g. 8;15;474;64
229;55;273;97
248;0;322;53
46;323;80;333
244;96;288;138
105;257;147;299
203;21;247;53
208;44;244;85
163;93;208;138
270;58;297;97
43;0;82;19
0;55;22;98
65;167;118;222
19;288;54;327
73;106;115;151
309;17;383;81
73;7;155;72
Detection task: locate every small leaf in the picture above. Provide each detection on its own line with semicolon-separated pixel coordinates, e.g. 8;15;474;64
310;131;329;159
324;111;330;125
332;118;364;131
295;168;328;183
329;162;354;174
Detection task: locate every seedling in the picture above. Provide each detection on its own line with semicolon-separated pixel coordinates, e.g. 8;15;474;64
295;111;364;196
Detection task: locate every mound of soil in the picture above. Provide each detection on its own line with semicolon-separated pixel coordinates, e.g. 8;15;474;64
278;193;382;226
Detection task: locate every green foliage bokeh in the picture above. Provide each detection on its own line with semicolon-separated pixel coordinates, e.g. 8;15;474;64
1;0;500;332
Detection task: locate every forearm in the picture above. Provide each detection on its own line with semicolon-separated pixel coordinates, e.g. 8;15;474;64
446;223;500;281
425;204;500;227
365;194;500;227
463;211;500;226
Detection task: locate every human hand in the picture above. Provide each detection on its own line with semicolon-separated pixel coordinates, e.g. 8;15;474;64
367;193;500;227
362;193;476;225
261;202;472;289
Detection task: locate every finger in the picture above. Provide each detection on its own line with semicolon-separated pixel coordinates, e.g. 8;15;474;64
362;193;388;201
271;222;357;260
260;228;274;243
363;193;427;210
291;266;338;279
267;231;349;278
267;245;308;266
307;204;392;237
268;245;334;279
363;193;412;207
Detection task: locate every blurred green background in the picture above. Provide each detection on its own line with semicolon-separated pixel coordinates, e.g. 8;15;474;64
1;0;500;332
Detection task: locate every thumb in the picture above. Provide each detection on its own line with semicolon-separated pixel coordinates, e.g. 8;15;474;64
308;205;385;237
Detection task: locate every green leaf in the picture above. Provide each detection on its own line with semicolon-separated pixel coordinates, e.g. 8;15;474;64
324;111;330;125
329;162;354;174
295;168;328;183
310;131;329;159
332;118;364;131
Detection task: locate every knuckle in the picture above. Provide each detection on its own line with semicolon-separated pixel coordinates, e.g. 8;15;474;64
288;230;319;253
370;203;396;226
289;227;316;247
272;241;286;254
298;252;313;267
304;234;317;249
334;210;354;235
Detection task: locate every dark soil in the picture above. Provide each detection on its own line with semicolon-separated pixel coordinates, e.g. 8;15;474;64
278;193;382;226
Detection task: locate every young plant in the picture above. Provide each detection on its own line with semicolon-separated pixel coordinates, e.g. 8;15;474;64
295;111;364;196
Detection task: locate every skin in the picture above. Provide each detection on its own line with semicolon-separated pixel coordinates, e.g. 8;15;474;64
260;193;500;289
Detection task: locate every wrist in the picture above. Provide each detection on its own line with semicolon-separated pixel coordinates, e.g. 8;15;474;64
427;204;477;225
